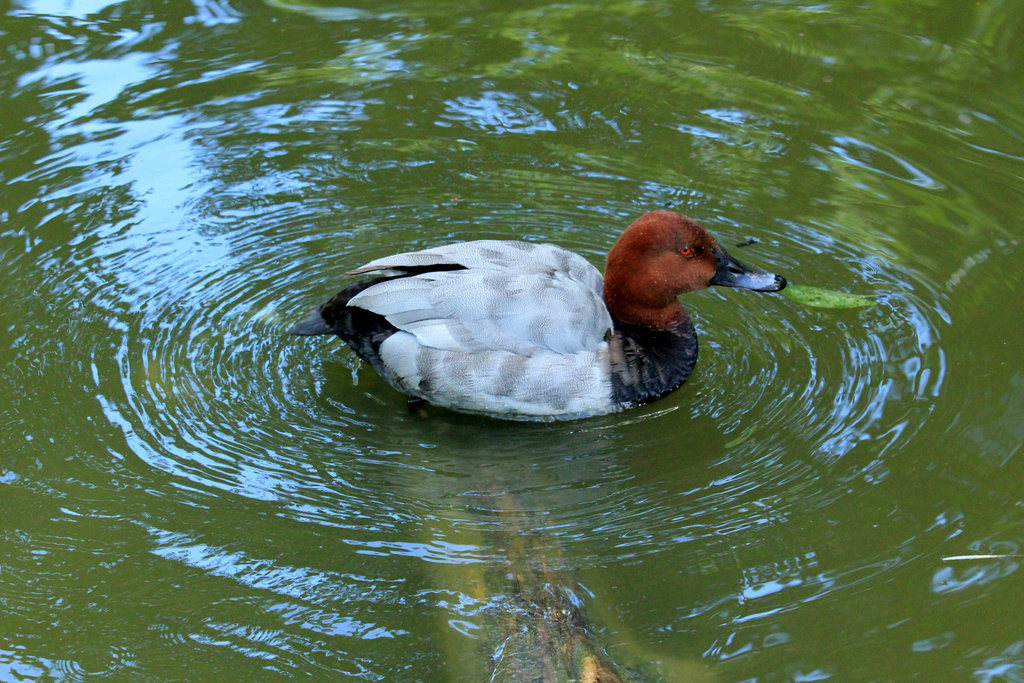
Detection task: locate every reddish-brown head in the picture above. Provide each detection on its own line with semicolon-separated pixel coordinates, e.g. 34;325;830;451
603;211;785;331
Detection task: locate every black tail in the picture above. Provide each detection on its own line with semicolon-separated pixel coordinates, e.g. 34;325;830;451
290;265;468;367
287;307;333;336
287;277;401;372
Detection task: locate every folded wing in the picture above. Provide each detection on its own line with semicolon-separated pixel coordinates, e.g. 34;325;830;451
347;240;612;356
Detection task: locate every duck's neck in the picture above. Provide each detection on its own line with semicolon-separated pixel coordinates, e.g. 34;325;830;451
608;298;691;332
603;271;693;333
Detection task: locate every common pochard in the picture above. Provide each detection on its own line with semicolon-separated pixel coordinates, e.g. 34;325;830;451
289;210;785;420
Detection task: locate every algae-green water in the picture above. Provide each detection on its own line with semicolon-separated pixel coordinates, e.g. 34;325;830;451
3;1;1024;679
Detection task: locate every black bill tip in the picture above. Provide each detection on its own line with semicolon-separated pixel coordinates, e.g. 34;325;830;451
710;245;786;292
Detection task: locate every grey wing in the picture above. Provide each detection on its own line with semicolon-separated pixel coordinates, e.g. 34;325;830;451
347;241;612;355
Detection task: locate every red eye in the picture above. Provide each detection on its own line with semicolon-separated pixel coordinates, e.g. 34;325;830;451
679;247;693;256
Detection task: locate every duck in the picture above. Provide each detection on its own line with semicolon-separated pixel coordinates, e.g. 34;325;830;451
289;210;785;420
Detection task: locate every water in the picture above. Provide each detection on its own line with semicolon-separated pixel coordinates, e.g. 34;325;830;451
2;0;1024;680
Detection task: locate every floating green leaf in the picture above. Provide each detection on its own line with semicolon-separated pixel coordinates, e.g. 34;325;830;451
781;284;877;309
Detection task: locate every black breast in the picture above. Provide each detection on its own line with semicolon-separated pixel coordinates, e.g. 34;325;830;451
607;317;698;408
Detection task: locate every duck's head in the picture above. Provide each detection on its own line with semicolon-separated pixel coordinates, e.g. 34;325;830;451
603;210;786;330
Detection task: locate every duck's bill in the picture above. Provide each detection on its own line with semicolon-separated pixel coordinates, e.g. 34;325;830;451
710;245;787;292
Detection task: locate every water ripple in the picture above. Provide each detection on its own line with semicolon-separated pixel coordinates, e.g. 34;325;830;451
48;153;946;595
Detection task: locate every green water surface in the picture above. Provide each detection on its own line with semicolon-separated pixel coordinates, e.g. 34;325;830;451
2;0;1024;680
